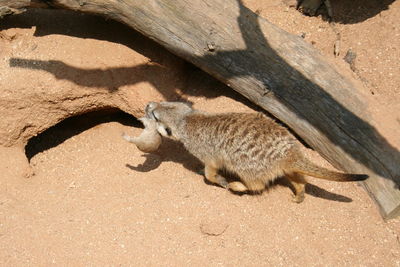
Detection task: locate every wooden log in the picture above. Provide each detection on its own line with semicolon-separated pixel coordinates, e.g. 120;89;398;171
1;0;399;219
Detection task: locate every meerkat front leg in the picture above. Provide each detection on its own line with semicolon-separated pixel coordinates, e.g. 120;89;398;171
204;163;228;189
242;179;266;192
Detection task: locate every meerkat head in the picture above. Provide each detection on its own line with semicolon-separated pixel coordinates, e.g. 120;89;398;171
145;101;194;138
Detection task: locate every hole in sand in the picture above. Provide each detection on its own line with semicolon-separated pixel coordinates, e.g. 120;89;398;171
25;108;141;161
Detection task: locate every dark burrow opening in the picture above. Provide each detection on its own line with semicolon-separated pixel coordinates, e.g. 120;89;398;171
25;108;141;161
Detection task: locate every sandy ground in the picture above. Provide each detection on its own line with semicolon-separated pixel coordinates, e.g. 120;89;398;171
1;0;400;266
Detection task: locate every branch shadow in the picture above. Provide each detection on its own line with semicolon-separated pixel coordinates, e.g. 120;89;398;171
1;9;255;105
197;0;400;185
9;58;174;93
0;9;174;66
2;3;399;186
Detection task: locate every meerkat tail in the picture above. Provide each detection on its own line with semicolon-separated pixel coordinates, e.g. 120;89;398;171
292;158;368;182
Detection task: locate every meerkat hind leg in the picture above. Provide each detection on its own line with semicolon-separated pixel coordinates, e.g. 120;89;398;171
244;179;266;192
226;173;264;193
286;172;307;203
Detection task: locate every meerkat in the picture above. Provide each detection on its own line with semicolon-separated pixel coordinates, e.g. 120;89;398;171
122;117;164;153
145;101;368;203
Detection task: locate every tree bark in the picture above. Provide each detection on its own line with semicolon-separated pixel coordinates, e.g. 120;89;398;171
1;0;399;219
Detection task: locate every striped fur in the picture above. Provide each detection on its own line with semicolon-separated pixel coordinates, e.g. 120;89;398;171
146;102;368;202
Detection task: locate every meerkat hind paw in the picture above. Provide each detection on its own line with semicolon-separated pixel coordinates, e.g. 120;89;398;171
292;193;305;203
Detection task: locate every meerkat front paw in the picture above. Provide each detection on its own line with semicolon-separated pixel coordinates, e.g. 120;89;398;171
292;192;305;203
227;181;248;192
216;175;229;189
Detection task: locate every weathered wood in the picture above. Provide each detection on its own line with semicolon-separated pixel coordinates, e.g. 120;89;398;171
1;0;399;219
